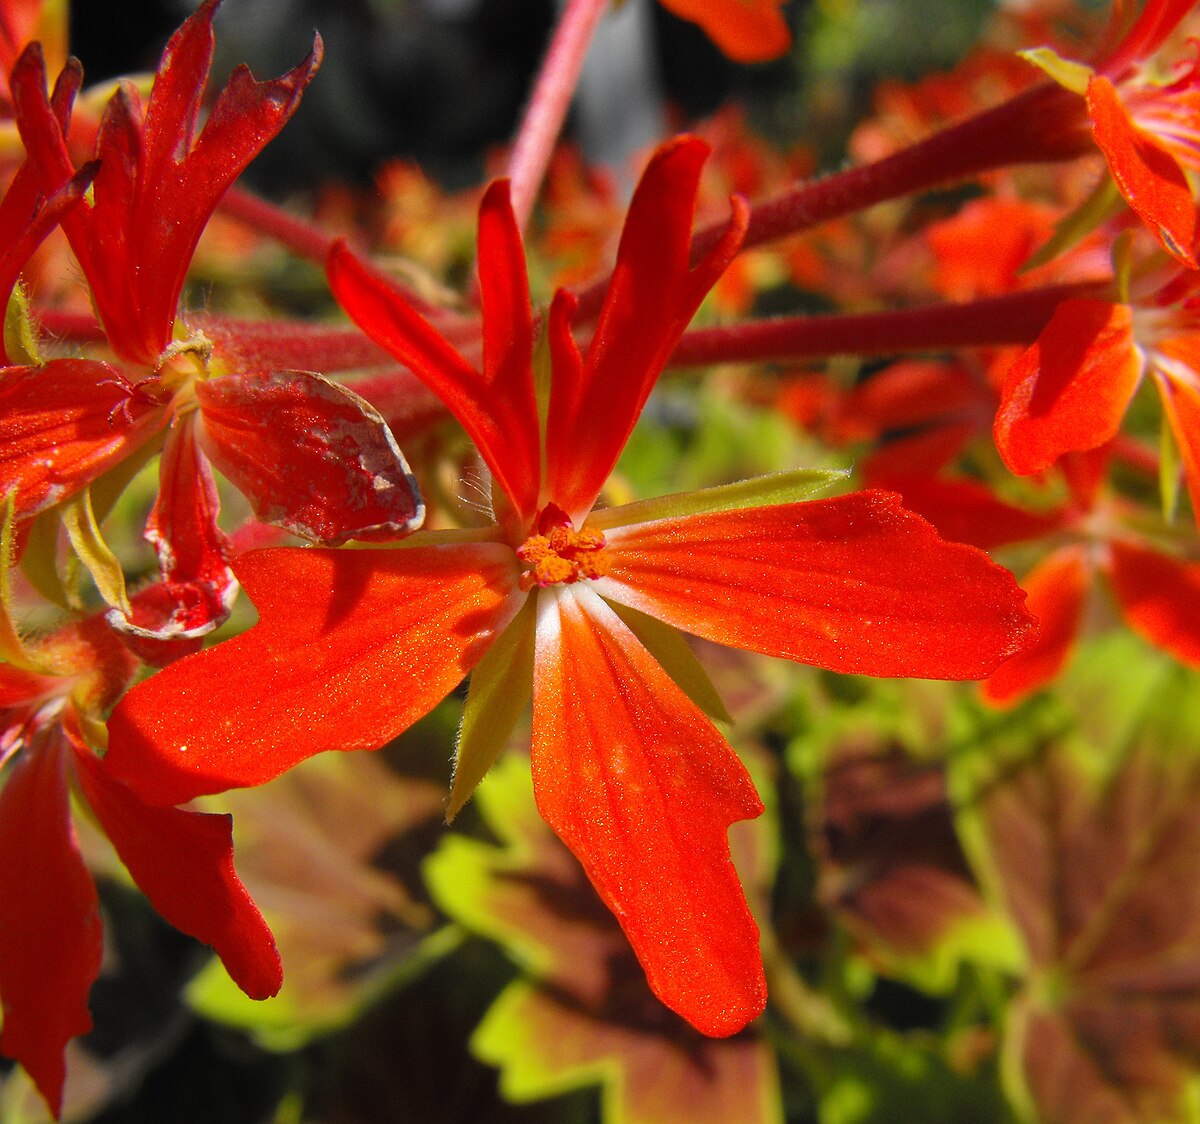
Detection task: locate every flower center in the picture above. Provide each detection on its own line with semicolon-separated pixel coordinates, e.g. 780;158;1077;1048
516;503;612;591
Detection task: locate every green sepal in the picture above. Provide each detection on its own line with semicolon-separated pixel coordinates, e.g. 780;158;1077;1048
606;599;731;724
3;282;41;366
590;467;848;530
1022;175;1123;273
1017;46;1093;95
61;488;131;616
0;494;34;668
1160;412;1183;524
19;506;71;608
446;593;537;821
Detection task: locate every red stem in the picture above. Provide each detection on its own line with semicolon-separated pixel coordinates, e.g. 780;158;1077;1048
668;282;1109;368
507;0;609;232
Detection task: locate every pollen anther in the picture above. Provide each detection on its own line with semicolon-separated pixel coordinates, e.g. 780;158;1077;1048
517;504;613;590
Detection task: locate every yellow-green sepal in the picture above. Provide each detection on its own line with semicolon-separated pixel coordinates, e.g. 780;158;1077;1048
4;282;41;367
0;494;34;668
606;599;731;724
1018;46;1093;95
61;487;131;617
447;593;537;821
590;466;849;530
1022;177;1123;273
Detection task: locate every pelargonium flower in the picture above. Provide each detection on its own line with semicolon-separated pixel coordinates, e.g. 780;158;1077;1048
994;267;1200;521
1025;0;1200;265
0;506;279;1118
0;0;421;661
105;136;1035;1035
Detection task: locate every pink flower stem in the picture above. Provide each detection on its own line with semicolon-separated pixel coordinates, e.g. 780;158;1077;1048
668;281;1109;367
506;0;609;232
573;81;1093;322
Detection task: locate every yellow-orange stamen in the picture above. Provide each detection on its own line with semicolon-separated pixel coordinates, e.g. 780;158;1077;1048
517;505;613;591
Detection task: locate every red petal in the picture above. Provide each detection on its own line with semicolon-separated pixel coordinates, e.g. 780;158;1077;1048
871;473;1064;551
982;546;1090;706
104;542;521;805
994;299;1142;475
595;491;1036;679
1108;541;1200;667
656;0;791;63
531;586;765;1035
1152;361;1200;527
544;136;748;521
73;740;281;1000
108;419;236;665
328;218;541;524
196;368;423;544
1088;75;1198;266
0;359;162;516
0;736;101;1117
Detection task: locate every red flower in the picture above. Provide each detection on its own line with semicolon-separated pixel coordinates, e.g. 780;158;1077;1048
1028;0;1200;265
0;2;422;661
0;512;278;1118
995;269;1200;520
105;137;1035;1036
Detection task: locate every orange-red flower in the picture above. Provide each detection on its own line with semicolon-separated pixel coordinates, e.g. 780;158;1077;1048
0;512;279;1118
105;137;1035;1037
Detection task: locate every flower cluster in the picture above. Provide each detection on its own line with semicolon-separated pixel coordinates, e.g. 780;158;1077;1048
1;0;1200;1119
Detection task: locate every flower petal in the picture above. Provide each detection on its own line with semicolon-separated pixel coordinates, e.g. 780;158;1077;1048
107;419;236;665
531;585;765;1036
593;491;1036;679
982;546;1091;706
994;299;1142;475
327;183;540;524
0;736;101;1118
656;0;791;63
0;359;161;516
1108;541;1200;668
1088;75;1197;266
196;368;423;544
71;737;281;1000
104;541;521;805
544;136;748;521
1152;361;1200;527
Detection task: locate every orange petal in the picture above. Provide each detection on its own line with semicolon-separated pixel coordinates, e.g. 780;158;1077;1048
982;546;1090;706
544;137;747;521
71;736;282;1000
531;586;765;1036
1088;75;1197;266
994;299;1142;475
657;0;791;63
595;491;1036;679
1152;360;1200;528
104;542;521;805
1108;541;1200;667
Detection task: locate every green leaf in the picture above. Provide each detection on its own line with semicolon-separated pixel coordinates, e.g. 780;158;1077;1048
591;467;849;530
447;593;536;820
